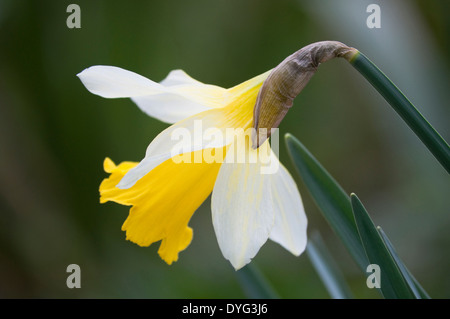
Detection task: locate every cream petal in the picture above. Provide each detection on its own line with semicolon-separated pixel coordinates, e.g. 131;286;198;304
77;65;163;98
211;138;275;270
159;69;204;86
78;66;227;123
116;109;236;189
117;72;268;189
131;94;211;124
268;151;307;256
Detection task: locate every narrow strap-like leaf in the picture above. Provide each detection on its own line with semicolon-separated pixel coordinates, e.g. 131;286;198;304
351;193;415;299
285;134;368;270
378;227;431;299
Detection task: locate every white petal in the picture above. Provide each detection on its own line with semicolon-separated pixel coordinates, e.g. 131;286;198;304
78;66;227;123
211;139;275;270
159;69;204;86
131;94;211;124
117;70;269;188
117;108;235;189
77;65;162;98
131;84;227;123
269;151;307;256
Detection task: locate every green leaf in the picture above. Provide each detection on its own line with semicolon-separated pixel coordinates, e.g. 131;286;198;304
351;193;415;299
307;231;354;299
378;227;430;299
350;52;450;173
236;263;279;299
285;133;368;270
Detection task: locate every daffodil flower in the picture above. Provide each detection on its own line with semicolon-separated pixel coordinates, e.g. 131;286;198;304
78;66;307;270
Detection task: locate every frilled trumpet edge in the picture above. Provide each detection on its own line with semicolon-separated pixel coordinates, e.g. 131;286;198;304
252;41;358;148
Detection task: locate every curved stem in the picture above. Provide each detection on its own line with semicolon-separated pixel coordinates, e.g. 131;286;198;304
349;51;450;173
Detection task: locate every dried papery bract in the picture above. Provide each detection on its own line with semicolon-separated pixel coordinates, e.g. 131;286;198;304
252;41;358;148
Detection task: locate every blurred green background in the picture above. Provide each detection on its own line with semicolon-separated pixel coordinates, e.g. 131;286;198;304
0;0;448;298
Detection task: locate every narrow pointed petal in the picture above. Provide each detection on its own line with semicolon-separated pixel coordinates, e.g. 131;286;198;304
159;69;204;86
77;65;227;123
118;72;269;189
77;65;166;98
131;94;212;123
211;138;275;270
116;108;236;189
268;151;307;256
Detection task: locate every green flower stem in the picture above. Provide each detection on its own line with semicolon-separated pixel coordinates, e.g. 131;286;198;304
349;51;450;173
